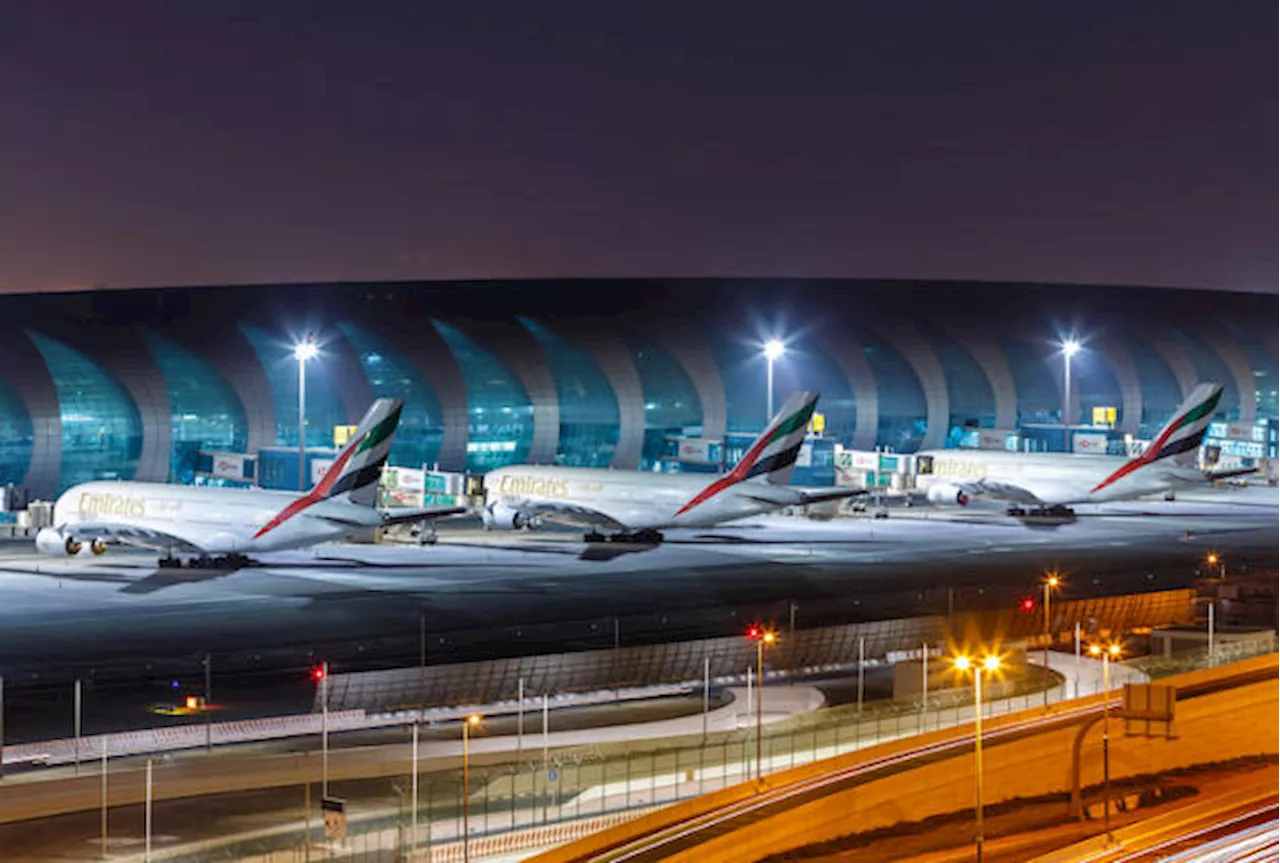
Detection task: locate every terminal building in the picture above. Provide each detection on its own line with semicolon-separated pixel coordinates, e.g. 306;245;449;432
0;279;1275;503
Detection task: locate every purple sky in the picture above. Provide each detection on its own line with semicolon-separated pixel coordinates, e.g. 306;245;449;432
0;1;1273;294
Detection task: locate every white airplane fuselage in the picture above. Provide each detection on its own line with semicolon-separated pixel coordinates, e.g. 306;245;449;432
914;450;1202;507
484;466;810;531
47;480;383;555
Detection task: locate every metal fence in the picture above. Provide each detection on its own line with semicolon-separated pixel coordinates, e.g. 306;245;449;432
123;638;1275;863
322;589;1196;712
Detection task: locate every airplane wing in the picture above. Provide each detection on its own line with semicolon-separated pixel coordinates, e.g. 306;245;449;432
924;479;1047;506
797;488;866;505
377;506;471;527
1203;467;1258;482
504;501;628;531
61;522;207;554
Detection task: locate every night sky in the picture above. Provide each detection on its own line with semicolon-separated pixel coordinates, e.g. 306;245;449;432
0;2;1273;294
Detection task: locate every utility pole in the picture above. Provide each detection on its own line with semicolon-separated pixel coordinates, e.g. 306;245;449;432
74;678;82;775
100;740;108;859
205;652;213;751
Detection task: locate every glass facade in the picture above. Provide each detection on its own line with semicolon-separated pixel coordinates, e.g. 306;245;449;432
708;338;855;446
1069;347;1123;427
931;334;995;445
339;322;444;469
0;377;32;486
999;338;1061;426
1170;328;1239;420
520;318;620;467
856;330;926;452
239;324;348;448
141;330;248;483
628;340;702;470
431;320;533;472
26;331;142;490
1126;339;1184;438
1220;319;1278;420
3;292;1274;494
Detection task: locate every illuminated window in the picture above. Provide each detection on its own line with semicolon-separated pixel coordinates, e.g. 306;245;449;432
339;322;443;469
432;321;533;472
239;324;346;448
26;331;142;491
627;339;702;469
141;331;248;483
0;376;32;486
520;318;619;467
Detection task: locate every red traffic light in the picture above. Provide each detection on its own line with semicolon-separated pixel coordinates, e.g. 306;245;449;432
1019;597;1036;613
310;666;326;682
746;626;760;640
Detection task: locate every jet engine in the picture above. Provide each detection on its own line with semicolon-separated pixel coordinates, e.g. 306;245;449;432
925;484;971;507
37;528;75;556
35;529;107;556
481;502;527;531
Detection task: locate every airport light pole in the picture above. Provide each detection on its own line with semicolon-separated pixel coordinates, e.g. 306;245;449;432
763;340;786;419
1061;339;1080;452
953;654;1002;863
1042;573;1061;707
747;627;777;781
463;714;482;863
1089;643;1122;841
294;339;319;492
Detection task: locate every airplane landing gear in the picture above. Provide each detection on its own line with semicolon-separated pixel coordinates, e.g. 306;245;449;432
156;553;251;570
413;521;438;546
1008;505;1076;522
583;530;665;545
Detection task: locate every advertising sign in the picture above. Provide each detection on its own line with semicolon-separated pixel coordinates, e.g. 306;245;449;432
310;458;334;486
834;448;878;470
677;438;719;465
1091;406;1118;426
333;425;359;447
1072;433;1108;454
210;452;250;481
976;429;1016;451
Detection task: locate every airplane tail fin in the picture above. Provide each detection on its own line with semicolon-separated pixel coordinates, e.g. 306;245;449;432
737;389;820;486
311;398;404;507
674;391;819;516
1089;383;1221;494
253;399;403;539
1144;382;1223;467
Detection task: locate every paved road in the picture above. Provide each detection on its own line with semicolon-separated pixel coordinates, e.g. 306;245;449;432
536;657;1275;863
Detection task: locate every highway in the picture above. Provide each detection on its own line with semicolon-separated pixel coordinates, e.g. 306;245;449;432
535;656;1279;863
1113;801;1278;862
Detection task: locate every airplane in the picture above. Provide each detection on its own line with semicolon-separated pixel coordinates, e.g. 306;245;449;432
912;382;1253;517
481;390;860;543
35;398;467;567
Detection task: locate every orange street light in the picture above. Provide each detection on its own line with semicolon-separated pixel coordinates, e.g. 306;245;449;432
747;627;778;781
463;714;483;862
1088;643;1122;840
953;653;1002;863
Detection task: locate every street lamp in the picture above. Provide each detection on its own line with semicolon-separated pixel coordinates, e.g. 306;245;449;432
1061;339;1081;452
463;713;482;863
762;340;786;419
1088;643;1122;840
747;626;777;781
1205;552;1225;579
1042;573;1063;707
293;339;319;491
953;653;1002;863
